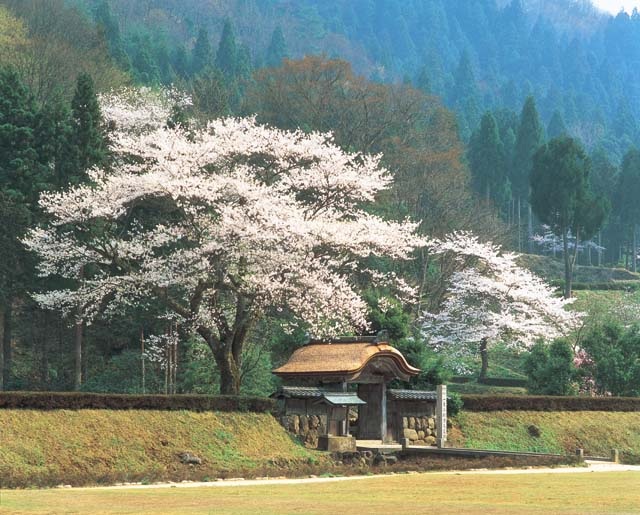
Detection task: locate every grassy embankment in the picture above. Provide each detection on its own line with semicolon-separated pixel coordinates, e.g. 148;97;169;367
0;410;321;488
449;411;640;462
2;472;640;514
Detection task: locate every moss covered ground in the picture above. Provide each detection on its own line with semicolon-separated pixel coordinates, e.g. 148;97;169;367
0;410;319;488
449;410;640;461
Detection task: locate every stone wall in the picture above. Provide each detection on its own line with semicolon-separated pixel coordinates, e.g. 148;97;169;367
279;413;328;448
401;415;437;446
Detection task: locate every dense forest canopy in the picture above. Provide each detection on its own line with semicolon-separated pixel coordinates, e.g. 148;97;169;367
61;0;640;158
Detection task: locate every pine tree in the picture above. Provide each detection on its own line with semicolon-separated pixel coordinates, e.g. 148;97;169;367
34;91;75;190
530;137;608;298
0;67;41;204
216;19;238;78
265;26;288;68
71;73;107;176
547;110;568;139
513;96;545;251
95;0;130;70
0;67;40;390
191;28;213;76
469;112;510;211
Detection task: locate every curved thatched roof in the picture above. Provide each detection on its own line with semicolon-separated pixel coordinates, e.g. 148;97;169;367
273;341;420;382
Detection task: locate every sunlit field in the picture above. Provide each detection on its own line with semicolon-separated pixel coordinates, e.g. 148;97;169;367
2;471;639;515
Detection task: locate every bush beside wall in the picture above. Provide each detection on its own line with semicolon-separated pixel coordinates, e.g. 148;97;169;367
460;394;640;411
0;392;275;412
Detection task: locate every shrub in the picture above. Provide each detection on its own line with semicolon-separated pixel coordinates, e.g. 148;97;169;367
0;392;275;412
580;321;640;396
460;394;640;411
524;339;577;395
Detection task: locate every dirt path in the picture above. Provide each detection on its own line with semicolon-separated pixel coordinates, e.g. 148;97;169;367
64;460;640;492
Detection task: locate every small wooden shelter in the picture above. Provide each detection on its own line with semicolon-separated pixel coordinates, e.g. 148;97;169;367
273;336;439;448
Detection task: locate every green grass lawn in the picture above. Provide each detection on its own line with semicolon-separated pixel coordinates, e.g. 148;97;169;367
449;411;640;461
2;472;639;514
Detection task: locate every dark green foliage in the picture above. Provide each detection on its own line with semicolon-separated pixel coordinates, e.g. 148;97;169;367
216;19;238;78
547;110;568;139
524;339;577;396
392;337;451;389
191;27;213;76
0;391;276;412
581;321;640;397
94;0;129;70
0;67;42;204
460;394;640;411
468;111;510;209
512;96;544;200
530;136;609;296
531;137;603;237
265;26;287;68
71;73;107;176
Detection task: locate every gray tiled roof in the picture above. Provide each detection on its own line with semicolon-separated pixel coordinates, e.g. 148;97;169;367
271;386;331;398
388;389;437;401
317;393;367;406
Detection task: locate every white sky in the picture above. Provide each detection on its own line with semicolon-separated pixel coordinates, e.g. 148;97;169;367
591;0;640;14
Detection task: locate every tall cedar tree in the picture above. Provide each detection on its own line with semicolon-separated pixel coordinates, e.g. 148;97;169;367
0;67;41;389
191;28;213;76
216;19;238;78
265;26;288;68
513;96;544;251
530;137;608;298
615;148;640;271
71;73;107;175
468;112;510;211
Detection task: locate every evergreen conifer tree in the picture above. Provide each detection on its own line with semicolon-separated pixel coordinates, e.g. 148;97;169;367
216;19;238;78
547;110;568;139
265;26;288;68
191;28;213;76
513;96;545;251
469;112;510;211
71;73;107;176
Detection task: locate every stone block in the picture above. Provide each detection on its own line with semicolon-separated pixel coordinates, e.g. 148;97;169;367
309;415;320;430
403;428;419;441
425;436;437;446
408;417;416;429
425;428;432;437
428;417;435;430
418;430;425;439
290;415;300;434
402;417;408;429
317;435;356;453
300;415;309;434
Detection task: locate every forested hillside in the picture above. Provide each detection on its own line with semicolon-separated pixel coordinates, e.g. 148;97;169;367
65;0;640;157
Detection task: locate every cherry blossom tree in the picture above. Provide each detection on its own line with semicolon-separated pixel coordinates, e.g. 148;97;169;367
422;232;582;378
25;88;424;394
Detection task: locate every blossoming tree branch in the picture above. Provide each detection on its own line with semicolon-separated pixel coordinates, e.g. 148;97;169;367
25;89;425;394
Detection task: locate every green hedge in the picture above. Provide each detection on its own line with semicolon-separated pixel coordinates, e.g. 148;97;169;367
550;280;640;291
0;392;275;412
461;395;640;412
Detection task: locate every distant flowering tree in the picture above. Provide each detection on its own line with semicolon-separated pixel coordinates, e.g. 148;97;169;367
422;232;582;378
25;88;425;394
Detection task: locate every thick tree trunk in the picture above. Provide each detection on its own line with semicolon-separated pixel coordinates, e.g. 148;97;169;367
217;350;241;395
2;303;12;390
479;338;489;382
